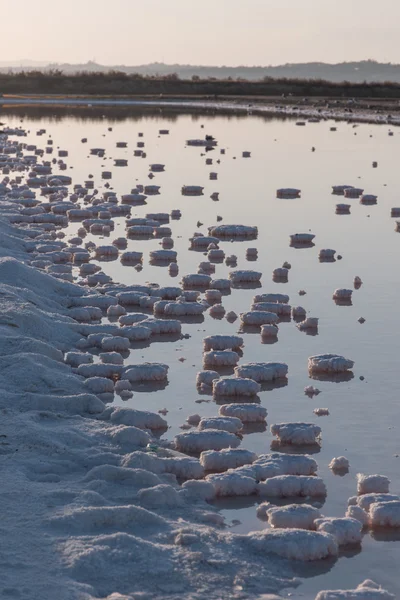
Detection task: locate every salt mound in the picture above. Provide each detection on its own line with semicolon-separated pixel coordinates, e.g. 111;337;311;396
174;429;241;452
200;448;257;472
110;407;167;430
357;473;390;495
219;403;267;422
315;579;394;599
258;475;326;497
314;517;362;545
198;416;243;434
260;503;321;529
271;422;321;445
207;471;257;497
203;334;243;351
213;378;261;397
308;354;354;373
235;362;288;382
247;528;337;561
369;501;400;528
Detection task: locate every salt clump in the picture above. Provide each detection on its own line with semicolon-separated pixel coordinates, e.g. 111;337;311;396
213;378;261;397
258;503;321;529
219;403;267;422
174;429;241;453
357;473;390;495
271;422;321;445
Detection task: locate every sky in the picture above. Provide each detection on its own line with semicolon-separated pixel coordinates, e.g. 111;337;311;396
1;0;400;66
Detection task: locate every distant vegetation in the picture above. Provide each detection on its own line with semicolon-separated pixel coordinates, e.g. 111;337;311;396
2;69;400;98
3;59;400;83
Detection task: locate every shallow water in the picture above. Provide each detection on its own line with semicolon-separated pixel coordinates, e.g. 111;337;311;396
3;106;400;598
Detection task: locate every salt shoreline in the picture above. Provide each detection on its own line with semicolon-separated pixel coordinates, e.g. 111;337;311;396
1;96;400;126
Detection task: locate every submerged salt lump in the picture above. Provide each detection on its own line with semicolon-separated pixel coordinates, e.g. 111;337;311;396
315;517;362;546
203;334;243;352
333;288;353;300
315;579;395;600
329;456;349;471
357;473;390;495
198;416;243;434
271;422;321;446
229;270;262;283
174;429;241;453
208;224;258;238
308;354;354;373
110;407;167;430
122;363;169;382
369;501;400;528
276;188;301;198
240;311;279;326
272;267;289;280
207;471;257;496
225;310;238;322
213;378;261;397
247;528;337;561
200;448;257;472
258;502;321;529
258;475;327;497
219;403;267;422
203;350;240;367
235;362;288;382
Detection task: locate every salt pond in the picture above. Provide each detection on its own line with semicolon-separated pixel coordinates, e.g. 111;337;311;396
1;105;400;598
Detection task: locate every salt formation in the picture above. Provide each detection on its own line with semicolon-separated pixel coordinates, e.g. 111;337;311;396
254;293;289;304
260;324;279;338
213;377;261;397
174;429;241;452
196;370;219;388
290;233;315;244
314;517;362;545
203;335;243;351
357;473;390;495
219;403;267;422
251;301;291;316
315;580;394;599
333;288;353;300
198;416;243;433
369;501;400;528
271;422;321;445
240;311;279;326
296;317;319;331
247;528;337;561
308;354;354;373
229;270;262;283
208;224;258;238
258;475;326;497
207;471;257;496
235;362;288;382
200;448;257;472
319;248;336;260
203;350;240;367
122;363;169;382
329;456;350;471
258;503;321;529
276;188;301;198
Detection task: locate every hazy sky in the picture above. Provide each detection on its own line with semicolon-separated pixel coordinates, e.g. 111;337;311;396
2;0;400;66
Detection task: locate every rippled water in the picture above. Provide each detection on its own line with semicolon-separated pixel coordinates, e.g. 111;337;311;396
3;105;400;598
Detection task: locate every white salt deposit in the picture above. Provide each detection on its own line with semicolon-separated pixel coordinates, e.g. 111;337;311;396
357;473;390;495
308;354;354;373
213;377;261;397
240;311;279;326
203;334;244;351
329;456;350;471
315;580;394;599
369;501;400;528
235;362;288;382
198;416;243;433
271;422;321;445
200;448;257;472
314;517;362;545
203;350;240;367
259;503;321;529
219;403;267;421
247;528;337;561
207;471;257;496
174;429;241;452
258;475;327;497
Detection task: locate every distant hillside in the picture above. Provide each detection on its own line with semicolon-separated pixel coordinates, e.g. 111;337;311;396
2;60;400;83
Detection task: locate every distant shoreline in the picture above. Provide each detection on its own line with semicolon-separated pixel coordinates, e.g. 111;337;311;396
1;95;400;126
